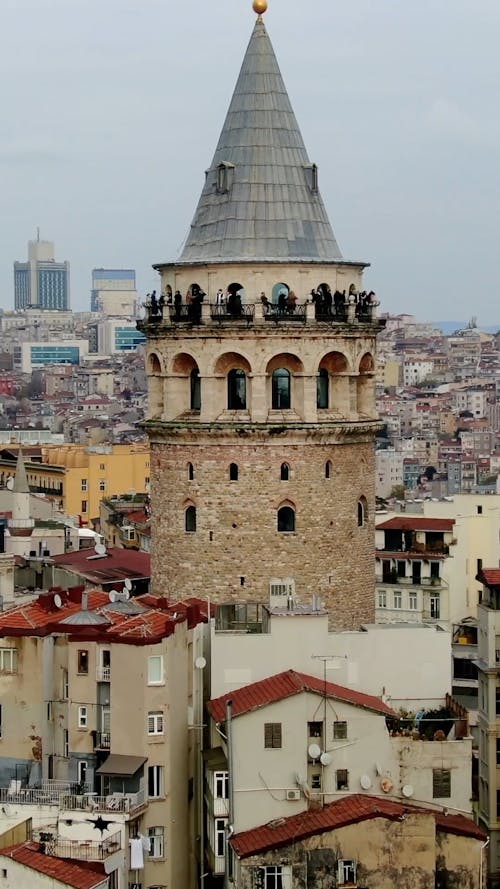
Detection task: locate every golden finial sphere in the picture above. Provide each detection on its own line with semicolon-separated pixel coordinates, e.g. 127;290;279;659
253;0;268;14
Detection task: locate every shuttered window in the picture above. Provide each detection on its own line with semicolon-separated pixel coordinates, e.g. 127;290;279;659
264;722;282;749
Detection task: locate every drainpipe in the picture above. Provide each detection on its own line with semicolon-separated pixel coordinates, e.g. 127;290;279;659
225;700;234;889
479;837;489;889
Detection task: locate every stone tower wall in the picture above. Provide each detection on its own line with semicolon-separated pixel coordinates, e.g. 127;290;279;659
150;428;376;630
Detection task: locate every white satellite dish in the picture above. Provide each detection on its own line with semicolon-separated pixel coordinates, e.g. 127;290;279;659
320;752;332;767
53;593;63;609
120;588;130;601
308;743;321;760
124;578;132;591
109;590;118;603
195;656;207;670
360;774;372;790
95;543;106;556
402;784;414;798
6;478;14;491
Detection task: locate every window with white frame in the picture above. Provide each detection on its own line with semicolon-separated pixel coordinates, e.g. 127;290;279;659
148;711;164;736
81;479;88;492
99;479;106;492
333;720;348;740
393;590;402;609
409;590;418;610
78;706;88;728
148;765;164;798
430;593;440;619
338;859;356;885
63;729;69;758
147;655;164;685
148;825;164;859
269;579;294;602
215;818;226;857
0;649;18;673
214;771;229;799
62;669;69;699
253;866;291;889
77;760;88;785
377;589;387;608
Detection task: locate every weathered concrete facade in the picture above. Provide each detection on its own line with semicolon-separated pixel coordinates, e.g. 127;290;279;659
235;815;484;889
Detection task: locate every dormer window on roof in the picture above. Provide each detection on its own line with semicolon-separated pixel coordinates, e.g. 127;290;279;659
216;162;235;195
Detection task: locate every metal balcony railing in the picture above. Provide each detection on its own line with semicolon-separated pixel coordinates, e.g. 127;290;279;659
61;789;146;813
94;731;111;750
96;665;111;682
42;829;121;861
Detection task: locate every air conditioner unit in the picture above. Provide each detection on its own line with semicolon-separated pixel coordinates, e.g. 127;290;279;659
286;789;301;801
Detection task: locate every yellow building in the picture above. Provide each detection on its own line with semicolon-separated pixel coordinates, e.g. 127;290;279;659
0;443;150;525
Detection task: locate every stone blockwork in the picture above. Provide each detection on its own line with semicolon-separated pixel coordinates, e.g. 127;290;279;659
150;426;376;630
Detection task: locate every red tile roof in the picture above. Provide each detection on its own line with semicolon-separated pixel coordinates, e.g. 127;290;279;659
0;591;109;635
51;547;150;584
230;794;486;858
0;842;106;889
479;569;500;586
376;517;455;532
207;670;396;723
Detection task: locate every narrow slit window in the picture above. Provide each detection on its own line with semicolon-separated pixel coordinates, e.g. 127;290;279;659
229;463;238;481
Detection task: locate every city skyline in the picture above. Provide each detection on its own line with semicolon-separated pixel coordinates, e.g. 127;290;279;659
2;0;500;323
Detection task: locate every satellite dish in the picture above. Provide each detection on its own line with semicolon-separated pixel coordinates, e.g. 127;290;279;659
6;478;14;491
124;578;132;591
402;784;414;798
195;656;207;670
308;743;321;760
360;775;372;790
320;752;332;767
120;588;130;601
95;543;106;556
53;594;63;609
109;590;118;603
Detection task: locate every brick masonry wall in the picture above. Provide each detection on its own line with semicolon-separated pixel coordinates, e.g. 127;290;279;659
150;432;376;630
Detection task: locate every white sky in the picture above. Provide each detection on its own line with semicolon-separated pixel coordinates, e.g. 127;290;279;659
2;0;499;324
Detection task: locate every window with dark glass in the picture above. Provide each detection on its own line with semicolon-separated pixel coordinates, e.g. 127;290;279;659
264;722;282;748
187;462;194;481
190;369;201;411
325;461;332;479
280;463;290;481
336;769;349;790
227;369;246;410
185;506;197;532
358;499;366;527
272;368;291;409
433;769;451;798
77;650;89;674
317;368;329;409
229;463;238;481
277;506;295;532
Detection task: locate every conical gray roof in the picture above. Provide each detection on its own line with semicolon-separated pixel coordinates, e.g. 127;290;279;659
178;16;343;265
13;449;30;495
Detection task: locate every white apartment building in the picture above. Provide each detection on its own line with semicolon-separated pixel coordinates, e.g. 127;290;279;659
376;448;404;498
403;359;434;387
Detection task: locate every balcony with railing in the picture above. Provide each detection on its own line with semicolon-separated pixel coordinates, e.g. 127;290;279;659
42;829;122;861
0;780;91;807
60;789;146;814
93;731;111;750
96;665;111;682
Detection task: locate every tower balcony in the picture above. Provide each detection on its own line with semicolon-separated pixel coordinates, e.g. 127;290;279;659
138;296;382;335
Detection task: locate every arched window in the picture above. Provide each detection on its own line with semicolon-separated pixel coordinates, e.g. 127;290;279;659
272;369;291;409
227;369;247;410
358;497;367;528
190;369;201;411
325;460;332;479
280;463;290;481
229;463;238;481
317;368;329;409
187;463;194;481
185;505;197;532
277;506;295;533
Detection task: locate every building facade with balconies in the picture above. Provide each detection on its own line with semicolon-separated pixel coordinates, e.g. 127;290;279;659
0;587;210;889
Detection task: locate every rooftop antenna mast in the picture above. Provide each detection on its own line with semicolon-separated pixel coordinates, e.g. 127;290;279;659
311;654;348;768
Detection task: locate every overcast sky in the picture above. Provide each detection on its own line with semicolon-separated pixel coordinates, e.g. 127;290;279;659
2;0;499;324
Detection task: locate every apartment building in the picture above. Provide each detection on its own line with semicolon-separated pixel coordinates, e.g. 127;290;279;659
205;670;476;886
0;588;210;889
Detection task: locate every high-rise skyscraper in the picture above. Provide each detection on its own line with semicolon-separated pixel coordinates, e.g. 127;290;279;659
138;3;384;629
14;234;70;311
